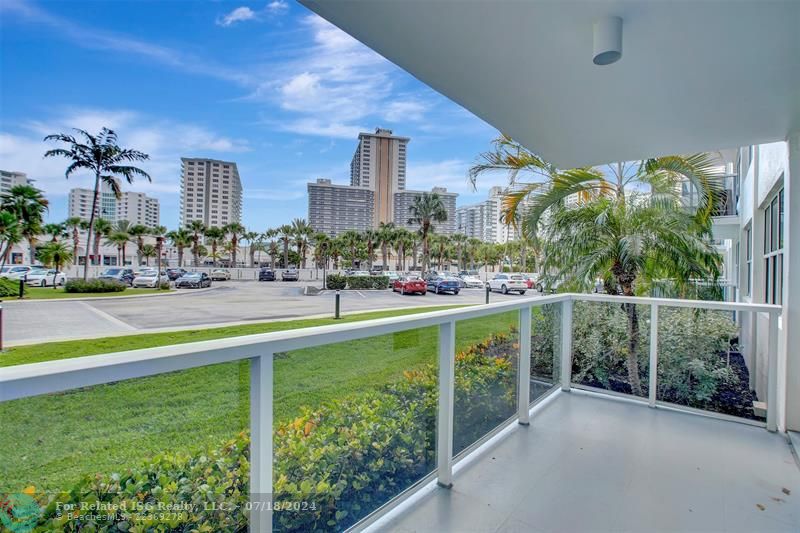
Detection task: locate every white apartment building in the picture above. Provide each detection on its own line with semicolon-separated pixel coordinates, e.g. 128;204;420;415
393;187;458;235
307;178;374;236
456;186;519;243
350;128;409;226
180;158;243;229
68;184;159;226
0;170;32;195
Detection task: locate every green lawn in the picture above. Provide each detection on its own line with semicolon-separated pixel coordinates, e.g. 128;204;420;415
20;287;169;300
0;305;519;492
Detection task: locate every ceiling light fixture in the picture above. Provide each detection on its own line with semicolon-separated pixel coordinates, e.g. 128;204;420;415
593;16;623;65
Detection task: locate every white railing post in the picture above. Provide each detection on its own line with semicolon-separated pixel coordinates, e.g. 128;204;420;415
437;320;455;488
560;298;573;391
518;306;532;425
250;353;273;532
648;304;659;407
766;311;779;432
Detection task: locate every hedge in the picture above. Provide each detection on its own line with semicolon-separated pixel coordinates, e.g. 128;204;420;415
325;275;390;290
64;279;127;293
25;330;518;532
0;277;24;297
325;273;346;290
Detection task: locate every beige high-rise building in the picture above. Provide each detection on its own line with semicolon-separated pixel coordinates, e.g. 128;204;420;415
350;128;409;227
0;170;31;195
68;183;160;226
180;158;243;229
118;191;160;227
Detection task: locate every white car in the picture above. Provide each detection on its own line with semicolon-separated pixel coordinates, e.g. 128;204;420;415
25;268;67;287
210;269;231;281
382;271;402;281
132;270;169;288
351;271;371;277
488;273;528;295
1;265;34;280
460;275;484;288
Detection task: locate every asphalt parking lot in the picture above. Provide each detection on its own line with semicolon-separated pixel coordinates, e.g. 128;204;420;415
4;280;541;345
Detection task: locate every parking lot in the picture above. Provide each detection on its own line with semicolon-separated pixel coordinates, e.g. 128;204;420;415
4;280;541;345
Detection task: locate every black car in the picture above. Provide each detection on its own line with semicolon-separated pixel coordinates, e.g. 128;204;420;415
259;268;276;281
166;268;187;281
281;269;299;281
427;276;460;295
98;268;135;286
175;272;212;288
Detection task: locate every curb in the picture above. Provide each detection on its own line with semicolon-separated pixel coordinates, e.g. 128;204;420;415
5;286;220;303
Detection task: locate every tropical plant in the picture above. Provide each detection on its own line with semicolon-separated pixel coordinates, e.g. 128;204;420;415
128;224;150;265
43;222;66;243
0;210;21;268
44;128;150;279
242;230;260;268
105;231;131;266
64;217;83;266
224;222;246;267
187;220;206;267
38;241;73;288
376;222;395;269
140;244;157;265
91;218;113;266
338;230;362;269
1;184;49;265
166;228;192;268
407;192;448;273
204;226;226;268
149;225;167;274
277;224;293;268
290;218;312;268
363;229;377;270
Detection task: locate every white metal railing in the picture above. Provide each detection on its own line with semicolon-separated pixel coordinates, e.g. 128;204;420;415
0;293;782;532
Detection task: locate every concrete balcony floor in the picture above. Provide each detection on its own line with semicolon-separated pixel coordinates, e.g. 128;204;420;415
383;391;800;532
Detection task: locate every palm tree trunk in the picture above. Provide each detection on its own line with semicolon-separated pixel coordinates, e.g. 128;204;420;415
624;301;643;396
83;173;100;280
73;229;79;266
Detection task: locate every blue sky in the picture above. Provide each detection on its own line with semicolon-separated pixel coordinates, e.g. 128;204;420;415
0;0;506;230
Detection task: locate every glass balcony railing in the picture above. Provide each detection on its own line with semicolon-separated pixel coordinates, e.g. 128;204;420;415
0;294;782;531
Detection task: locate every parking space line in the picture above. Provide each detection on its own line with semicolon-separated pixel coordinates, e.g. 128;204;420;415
355;291;366;298
79;302;138;331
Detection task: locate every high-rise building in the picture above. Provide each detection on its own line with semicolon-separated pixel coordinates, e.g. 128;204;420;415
180;158;243;228
350;128;409;226
307;179;374;236
394;187;458;235
0;170;31;196
456;186;519;243
68;184;160;226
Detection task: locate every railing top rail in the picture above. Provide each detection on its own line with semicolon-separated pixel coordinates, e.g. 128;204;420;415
0;293;778;402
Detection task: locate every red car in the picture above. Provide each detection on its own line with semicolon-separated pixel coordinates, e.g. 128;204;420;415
393;276;427;295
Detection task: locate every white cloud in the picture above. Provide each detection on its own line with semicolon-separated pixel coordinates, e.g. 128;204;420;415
267;1;289;14
406;159;508;196
384;100;429;123
217;6;257;27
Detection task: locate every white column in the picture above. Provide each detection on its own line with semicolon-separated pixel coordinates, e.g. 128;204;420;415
518;307;532;424
437;321;455;488
250;353;273;532
783;131;800;431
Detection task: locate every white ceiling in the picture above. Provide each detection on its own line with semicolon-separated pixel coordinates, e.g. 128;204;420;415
300;0;800;168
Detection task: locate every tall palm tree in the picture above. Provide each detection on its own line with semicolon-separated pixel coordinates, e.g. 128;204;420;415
241;230;260;268
1;184;49;265
224;222;246;267
105;231;130;266
277;224;292;268
203;226;226;268
363;229;377;270
64;217;82;266
407;192;448;273
166;228;192;267
187;220;206;267
451;233;468;270
376;222;395;269
267;241;279;270
128;224;150;265
339;230;362;269
38;241;73;289
150;225;167;274
43;222;66;243
140;244;157;266
44;128;150;279
0;210;21;268
92;218;113;266
290;218;312;269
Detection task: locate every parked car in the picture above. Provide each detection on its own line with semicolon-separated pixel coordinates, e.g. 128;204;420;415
460;274;485;288
521;274;540;289
175;272;211;288
210;268;231;281
350;270;371;277
281;269;299;281
458;269;480;278
393;276;427;295
427;276;460;295
25;268;66;287
1;265;35;280
98;268;135;286
383;271;402;281
259;268;276;281
488;273;528;295
132;270;169;288
166;268;187;281
536;278;563;293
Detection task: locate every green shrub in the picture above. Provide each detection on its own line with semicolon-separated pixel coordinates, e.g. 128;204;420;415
0;277;23;297
345;275;389;290
158;281;171;290
325;273;346;290
64;279;127;293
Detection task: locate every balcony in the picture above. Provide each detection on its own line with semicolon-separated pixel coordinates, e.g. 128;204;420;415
0;294;792;532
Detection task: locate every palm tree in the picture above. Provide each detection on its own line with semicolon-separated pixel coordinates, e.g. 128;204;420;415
277;224;292;268
267;241;279;270
128;224;150;265
1;184;49;265
92;218;113;266
242;230;260;268
166;228;192;267
187;220;206;267
407;192;448;273
451;233;468;270
140;244;157;266
0;210;21;268
224;222;246;267
203;226;226;268
38;241;73;289
376;222;395;269
43;222;66;243
290;218;312;269
64;217;82;266
105;231;130;266
363;229;377;270
44;128;150;279
150;225;167;274
339;230;362;269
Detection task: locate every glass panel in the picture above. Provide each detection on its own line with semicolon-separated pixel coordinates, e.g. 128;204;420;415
656;308;764;422
0;361;249;530
571;301;651;398
764;206;770;254
273;326;437;531
530;303;562;402
453;310;519;456
771;196;779;252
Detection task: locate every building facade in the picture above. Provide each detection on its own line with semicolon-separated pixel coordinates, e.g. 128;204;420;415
0;170;31;195
307;179;374;236
180;158;243;229
455;186;520;243
68;184;159;226
118;191;160;227
350;128;409;226
394;187;458;235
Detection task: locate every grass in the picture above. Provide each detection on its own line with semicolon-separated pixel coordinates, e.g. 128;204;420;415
20;287;169;300
0;305;519;492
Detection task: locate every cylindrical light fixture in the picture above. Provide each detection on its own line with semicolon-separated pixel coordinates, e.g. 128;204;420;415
593;16;623;65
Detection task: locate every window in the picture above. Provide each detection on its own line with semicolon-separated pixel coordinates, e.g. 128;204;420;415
763;185;784;305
